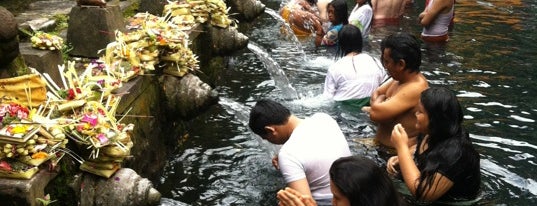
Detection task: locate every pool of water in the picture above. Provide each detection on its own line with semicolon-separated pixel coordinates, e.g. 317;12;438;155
155;0;537;205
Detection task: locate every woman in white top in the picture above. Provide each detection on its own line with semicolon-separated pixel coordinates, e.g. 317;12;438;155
323;24;387;108
348;0;373;39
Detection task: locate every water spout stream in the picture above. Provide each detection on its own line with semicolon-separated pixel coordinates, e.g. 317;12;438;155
264;8;307;61
247;42;300;100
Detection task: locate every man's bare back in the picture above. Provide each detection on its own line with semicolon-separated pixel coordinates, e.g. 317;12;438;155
371;0;408;20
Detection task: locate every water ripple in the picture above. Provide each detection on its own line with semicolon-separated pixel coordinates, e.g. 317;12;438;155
474;102;516;108
481;159;537;196
471;134;537;150
509;115;535;123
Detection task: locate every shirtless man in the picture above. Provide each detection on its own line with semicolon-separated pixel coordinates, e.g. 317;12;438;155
371;0;410;22
362;32;429;148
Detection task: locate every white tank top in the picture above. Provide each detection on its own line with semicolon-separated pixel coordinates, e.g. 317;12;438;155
421;0;454;37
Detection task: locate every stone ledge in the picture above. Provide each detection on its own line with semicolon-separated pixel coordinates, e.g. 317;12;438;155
19;42;64;86
0;168;58;206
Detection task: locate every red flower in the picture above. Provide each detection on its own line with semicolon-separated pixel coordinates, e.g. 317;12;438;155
0;161;12;171
67;88;82;100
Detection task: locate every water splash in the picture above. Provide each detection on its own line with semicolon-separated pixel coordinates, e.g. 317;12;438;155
264;8;306;61
247;42;300;100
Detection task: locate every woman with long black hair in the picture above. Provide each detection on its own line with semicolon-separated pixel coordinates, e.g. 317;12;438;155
387;87;481;202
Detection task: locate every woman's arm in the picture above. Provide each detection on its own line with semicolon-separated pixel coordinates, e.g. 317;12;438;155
391;124;454;201
419;0;453;26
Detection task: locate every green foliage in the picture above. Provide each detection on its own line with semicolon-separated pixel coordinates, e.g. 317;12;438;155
61;43;74;62
36;194;57;206
52;14;69;35
44;158;79;206
123;1;140;18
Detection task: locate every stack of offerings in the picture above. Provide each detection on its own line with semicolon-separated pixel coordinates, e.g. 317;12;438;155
163;0;235;29
39;61;134;178
163;1;197;30
0;103;64;179
30;32;65;51
105;12;199;79
65;101;134;178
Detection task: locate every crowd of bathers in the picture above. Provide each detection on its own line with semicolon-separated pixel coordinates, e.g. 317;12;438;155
249;0;478;205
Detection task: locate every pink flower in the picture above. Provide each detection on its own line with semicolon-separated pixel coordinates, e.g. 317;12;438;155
96;133;109;144
81;114;98;127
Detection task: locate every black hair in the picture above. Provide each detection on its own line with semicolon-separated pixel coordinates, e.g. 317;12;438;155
330;156;404;206
336;24;363;58
328;0;349;25
248;99;291;138
415;87;481;200
380;32;422;73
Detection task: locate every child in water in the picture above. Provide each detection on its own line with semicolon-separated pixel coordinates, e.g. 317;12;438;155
315;0;348;47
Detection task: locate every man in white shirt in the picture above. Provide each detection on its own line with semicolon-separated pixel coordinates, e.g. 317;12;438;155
249;99;351;205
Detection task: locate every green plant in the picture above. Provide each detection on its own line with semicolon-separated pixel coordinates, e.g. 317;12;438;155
52;14;69;34
36;194;57;206
122;1;140;18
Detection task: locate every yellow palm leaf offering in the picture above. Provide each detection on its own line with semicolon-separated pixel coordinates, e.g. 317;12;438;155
0;103;59;179
0;0;238;179
30;31;65;51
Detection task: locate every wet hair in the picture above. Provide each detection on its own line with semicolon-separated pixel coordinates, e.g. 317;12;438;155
328;0;349;25
415;87;481;200
330;156;404;206
380;32;422;73
336;24;363;58
248;99;291;138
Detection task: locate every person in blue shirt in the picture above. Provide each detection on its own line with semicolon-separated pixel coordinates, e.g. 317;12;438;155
315;0;348;47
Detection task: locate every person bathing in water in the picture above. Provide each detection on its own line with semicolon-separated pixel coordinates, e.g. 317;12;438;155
280;0;327;37
323;24;387;109
362;32;429;148
315;0;349;47
387;87;481;203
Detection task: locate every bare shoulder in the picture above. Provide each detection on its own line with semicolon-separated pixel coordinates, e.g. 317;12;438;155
393;73;428;101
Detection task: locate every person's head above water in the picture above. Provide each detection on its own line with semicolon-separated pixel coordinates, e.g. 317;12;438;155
327;0;349;25
248;99;291;140
329;155;403;206
337;24;363;58
381;32;422;73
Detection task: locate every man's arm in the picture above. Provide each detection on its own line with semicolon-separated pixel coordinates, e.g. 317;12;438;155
287;178;312;197
369;82;422;123
370;79;392;103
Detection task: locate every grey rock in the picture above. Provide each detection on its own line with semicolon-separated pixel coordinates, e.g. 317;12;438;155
0;6;20;66
209;26;249;55
227;0;266;21
66;5;125;58
0;169;59;206
76;168;161;206
19;42;64;86
159;74;218;119
138;0;167;16
0;6;18;40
